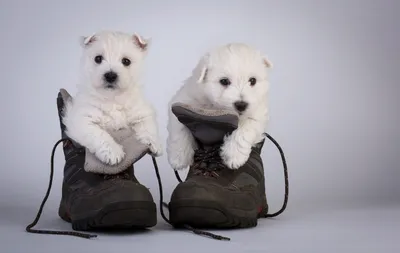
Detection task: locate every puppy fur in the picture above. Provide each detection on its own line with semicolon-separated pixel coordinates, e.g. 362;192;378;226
63;31;162;166
167;43;272;170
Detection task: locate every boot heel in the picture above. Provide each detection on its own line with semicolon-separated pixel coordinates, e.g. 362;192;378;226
58;201;71;222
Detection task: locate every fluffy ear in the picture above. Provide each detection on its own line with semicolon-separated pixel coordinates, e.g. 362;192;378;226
196;55;210;83
197;66;208;83
263;56;273;68
80;33;96;47
133;33;151;51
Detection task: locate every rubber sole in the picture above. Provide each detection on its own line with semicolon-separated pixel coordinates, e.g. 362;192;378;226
169;200;262;229
59;201;157;231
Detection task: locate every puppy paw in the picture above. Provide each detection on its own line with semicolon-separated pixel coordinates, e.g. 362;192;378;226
136;135;164;157
168;146;194;170
95;142;126;165
148;140;163;157
220;134;251;169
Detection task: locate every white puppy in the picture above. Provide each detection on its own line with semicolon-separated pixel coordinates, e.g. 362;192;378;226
167;43;272;170
63;31;163;166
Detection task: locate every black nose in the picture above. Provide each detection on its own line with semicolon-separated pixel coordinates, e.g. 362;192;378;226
234;101;248;112
104;71;118;83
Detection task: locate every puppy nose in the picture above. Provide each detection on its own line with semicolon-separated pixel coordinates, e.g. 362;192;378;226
104;71;118;83
234;101;248;112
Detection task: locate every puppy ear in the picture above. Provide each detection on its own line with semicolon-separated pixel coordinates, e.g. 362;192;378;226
196;55;209;83
197;66;208;83
80;33;96;47
263;56;273;68
133;33;150;51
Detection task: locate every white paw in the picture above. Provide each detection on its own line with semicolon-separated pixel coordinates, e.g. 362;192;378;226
168;146;194;170
148;141;164;157
220;135;251;169
95;142;125;165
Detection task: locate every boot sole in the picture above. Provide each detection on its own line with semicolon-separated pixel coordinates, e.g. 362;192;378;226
169;200;261;229
59;201;157;231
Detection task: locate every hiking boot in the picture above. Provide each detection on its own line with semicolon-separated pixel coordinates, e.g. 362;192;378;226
55;90;157;231
168;103;270;229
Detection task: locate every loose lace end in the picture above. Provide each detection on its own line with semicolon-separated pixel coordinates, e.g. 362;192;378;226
183;225;231;241
25;227;98;239
25;138;99;240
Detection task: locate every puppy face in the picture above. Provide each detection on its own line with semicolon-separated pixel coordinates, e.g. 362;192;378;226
196;43;272;116
79;31;150;93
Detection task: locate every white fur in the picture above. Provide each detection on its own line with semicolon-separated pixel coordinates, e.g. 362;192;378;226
63;31;162;166
167;43;271;170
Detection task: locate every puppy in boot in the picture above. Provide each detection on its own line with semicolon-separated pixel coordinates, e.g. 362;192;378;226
26;31;162;239
166;43;288;230
63;31;163;165
167;43;271;171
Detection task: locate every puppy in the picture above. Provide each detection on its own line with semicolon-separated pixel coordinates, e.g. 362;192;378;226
167;43;272;170
63;31;162;166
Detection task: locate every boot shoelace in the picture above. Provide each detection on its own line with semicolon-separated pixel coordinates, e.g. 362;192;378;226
191;146;226;177
26;132;288;241
25;139;97;239
103;172;130;180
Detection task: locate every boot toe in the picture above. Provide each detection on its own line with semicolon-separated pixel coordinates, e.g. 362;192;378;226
71;180;154;213
63;180;157;230
169;180;258;228
170;180;255;208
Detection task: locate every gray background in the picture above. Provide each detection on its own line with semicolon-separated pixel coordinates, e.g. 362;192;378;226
0;0;399;252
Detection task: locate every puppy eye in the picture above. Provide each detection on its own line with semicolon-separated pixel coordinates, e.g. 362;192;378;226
94;55;103;64
249;77;257;86
121;58;131;67
219;78;231;86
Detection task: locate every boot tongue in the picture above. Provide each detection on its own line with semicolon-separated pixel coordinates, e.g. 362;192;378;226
58;88;149;175
171;103;239;146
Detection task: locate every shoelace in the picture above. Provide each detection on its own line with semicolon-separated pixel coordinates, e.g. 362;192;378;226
25;138;97;239
26;132;288;241
103;172;131;180
262;133;289;218
191;146;226;177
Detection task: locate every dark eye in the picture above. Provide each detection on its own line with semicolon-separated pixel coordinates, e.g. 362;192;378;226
121;58;131;67
249;77;257;86
219;78;231;86
94;55;103;64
